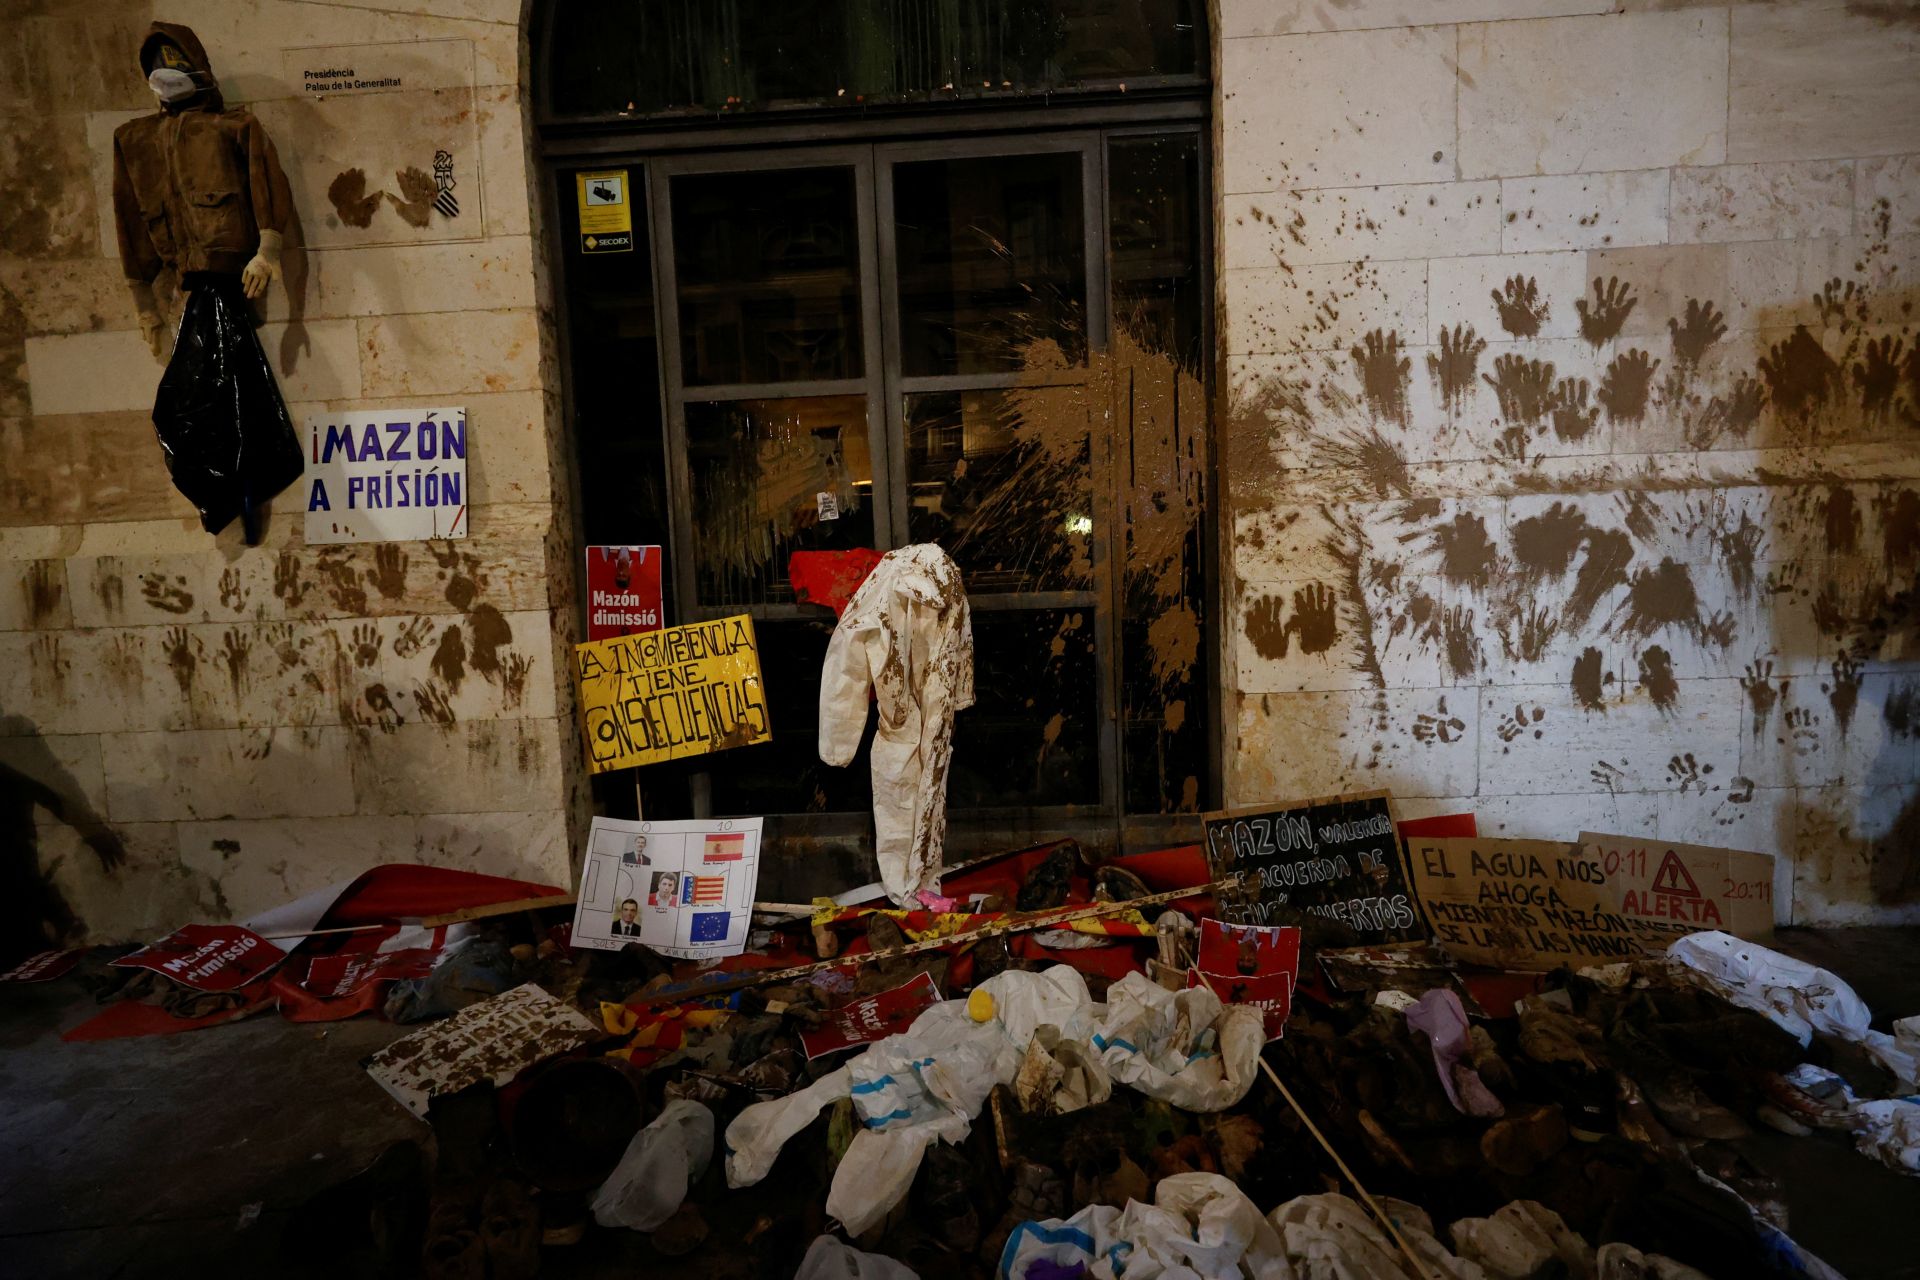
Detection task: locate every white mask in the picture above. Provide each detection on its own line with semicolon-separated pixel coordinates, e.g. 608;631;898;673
148;67;198;103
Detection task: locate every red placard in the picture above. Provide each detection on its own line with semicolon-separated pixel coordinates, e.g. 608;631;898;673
297;947;440;999
110;925;287;992
800;971;943;1059
585;545;664;641
1190;918;1302;1041
0;949;83;984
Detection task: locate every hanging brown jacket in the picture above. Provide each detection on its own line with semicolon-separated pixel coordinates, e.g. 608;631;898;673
111;22;291;282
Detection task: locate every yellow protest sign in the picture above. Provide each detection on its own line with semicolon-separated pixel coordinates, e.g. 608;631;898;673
574;614;771;773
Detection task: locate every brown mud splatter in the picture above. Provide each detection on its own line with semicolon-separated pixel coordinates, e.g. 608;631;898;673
93;570;124;618
390;167;438;228
414;682;457;726
163;626;197;698
1667;299;1726;370
1758;326;1840;420
1428;513;1500;588
1312;425;1411;499
370;545;409;600
1510;502;1588;582
1441;605;1481;679
1491;275;1548;338
1716;511;1763;600
1483;354;1558;426
1614;557;1701;641
1825;657;1863;738
430;626;467;692
1636;646;1680;715
1886;682;1918;739
500;653;534;708
467;605;514;680
1551;378;1599;442
1571;646;1608;711
1740;661;1784;740
1567;527;1635;631
273;553;308;610
1598;349;1659;423
219;629;251;704
1349;329;1411;426
25;561;62;623
316;550;369;614
1880;487;1920;568
140;574;194;615
1824;486;1862;555
1576;276;1637;347
327;169;383;227
1426;324;1485;412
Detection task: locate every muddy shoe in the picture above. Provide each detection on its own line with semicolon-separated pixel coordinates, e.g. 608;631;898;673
480;1180;540;1280
422;1193;484;1280
653;1204;709;1257
1479;1103;1569;1177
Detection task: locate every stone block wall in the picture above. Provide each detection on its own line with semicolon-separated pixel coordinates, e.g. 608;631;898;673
0;0;582;944
1217;2;1920;924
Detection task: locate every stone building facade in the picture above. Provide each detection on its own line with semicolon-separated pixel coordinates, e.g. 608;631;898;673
1;0;1915;943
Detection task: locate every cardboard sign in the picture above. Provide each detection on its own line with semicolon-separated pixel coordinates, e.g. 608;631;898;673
1189;919;1301;1040
574;614;771;772
576;169;634;253
1407;837;1639;972
365;984;601;1119
1579;832;1775;948
0;949;83;984
584;545;664;641
304;407;468;543
1202;790;1420;942
110;925;288;992
572;816;765;958
801;972;943;1059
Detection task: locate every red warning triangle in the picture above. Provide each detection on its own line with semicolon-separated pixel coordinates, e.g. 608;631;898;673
1650;851;1701;898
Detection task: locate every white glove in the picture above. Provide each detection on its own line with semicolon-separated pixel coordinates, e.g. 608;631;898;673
128;279;170;363
241;228;282;300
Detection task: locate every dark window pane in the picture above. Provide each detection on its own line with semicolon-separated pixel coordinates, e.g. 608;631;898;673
1109;135;1209;815
905;388;1092;593
687;396;874;607
544;0;1205;119
708;618;875;815
893;151;1085;376
673;167;863;385
949;608;1098;807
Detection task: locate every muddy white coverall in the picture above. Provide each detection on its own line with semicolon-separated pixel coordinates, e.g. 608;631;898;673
818;544;974;906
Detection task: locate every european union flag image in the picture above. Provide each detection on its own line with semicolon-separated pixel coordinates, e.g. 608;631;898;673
689;911;732;943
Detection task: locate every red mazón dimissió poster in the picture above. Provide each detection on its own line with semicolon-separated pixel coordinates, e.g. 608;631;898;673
585;545;664;642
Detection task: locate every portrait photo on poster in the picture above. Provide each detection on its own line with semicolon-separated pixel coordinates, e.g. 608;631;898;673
572;816;763;959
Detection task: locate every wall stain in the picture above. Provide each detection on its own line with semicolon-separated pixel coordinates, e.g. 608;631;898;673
1551;378;1600;442
1576;276;1637;347
1636;646;1680;715
467;605;513;680
1614;556;1700;641
1571;646;1609;712
140;574;194;615
1426;324;1485;412
1491;275;1548;338
1667;299;1726;370
219;629;251;705
1880;487;1919;568
1483;354;1557;426
1741;661;1784;740
1758;326;1841;420
273;552;309;610
370;545;410;600
1598;349;1659;423
163;625;197;700
1824;486;1863;555
414;681;457;726
1427;512;1500;588
25;561;63;624
327;169;382;227
1825;656;1863;738
430;625;467;693
1510;502;1588;582
316;549;369;614
1885;682;1918;739
1348;329;1411;425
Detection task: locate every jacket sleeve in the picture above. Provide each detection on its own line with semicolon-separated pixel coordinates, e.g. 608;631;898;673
818;614;875;767
111;133;161;283
241;113;293;238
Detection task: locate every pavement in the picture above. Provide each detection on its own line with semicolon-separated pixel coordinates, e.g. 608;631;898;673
1;927;1916;1278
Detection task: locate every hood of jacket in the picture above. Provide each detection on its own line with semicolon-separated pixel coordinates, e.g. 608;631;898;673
140;21;224;112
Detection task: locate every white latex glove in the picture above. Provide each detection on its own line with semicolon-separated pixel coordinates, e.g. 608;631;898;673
127;279;170;363
241;228;282;300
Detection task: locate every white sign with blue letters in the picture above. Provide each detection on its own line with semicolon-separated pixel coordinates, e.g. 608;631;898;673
303;406;468;543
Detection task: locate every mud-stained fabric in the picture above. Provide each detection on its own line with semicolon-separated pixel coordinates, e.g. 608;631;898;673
819;544;974;905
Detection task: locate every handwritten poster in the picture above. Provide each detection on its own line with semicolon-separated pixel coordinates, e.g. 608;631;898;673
574;614;771;773
1202;790;1420;943
572;816;764;959
1407;837;1639;971
1579;832;1775;949
365;984;601;1119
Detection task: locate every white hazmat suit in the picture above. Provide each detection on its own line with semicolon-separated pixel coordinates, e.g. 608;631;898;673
818;543;973;906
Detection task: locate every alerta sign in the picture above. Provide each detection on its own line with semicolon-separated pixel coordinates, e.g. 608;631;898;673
574;614;772;773
304;406;468;543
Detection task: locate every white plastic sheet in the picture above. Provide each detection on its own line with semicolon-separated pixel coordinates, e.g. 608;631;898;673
590;1099;714;1231
1094;973;1264;1112
795;1233;921;1280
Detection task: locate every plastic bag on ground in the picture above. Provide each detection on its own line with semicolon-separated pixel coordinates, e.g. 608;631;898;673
997;1173;1286;1279
827;1126;937;1237
1448;1201;1593;1280
151;275;305;544
1271;1193;1485;1280
797;1233;921;1280
1094;972;1263;1112
1595;1243;1713;1280
590;1099;713;1231
727;1066;852;1187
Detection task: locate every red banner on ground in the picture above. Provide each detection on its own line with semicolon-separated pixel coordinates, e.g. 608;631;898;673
0;949;83;984
800;971;943;1059
110;925;287;992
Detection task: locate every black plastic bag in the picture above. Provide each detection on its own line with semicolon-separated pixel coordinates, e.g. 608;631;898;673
151;274;304;545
